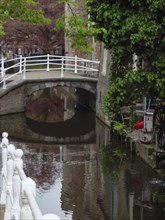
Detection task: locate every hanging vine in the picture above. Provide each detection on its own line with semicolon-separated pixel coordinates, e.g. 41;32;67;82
85;0;165;121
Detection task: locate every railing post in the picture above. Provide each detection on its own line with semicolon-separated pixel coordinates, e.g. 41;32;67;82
47;54;50;71
74;55;77;74
1;56;5;77
21;197;33;220
23;57;26;79
11;149;24;220
0;132;9;205
2;77;6;89
4;144;15;220
21;178;36;220
23;178;43;220
1;56;7;89
0;133;62;220
19;55;23;73
61;57;64;78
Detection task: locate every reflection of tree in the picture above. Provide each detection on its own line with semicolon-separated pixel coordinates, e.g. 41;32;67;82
101;145;125;178
25;88;65;122
23;149;62;192
123;158;165;220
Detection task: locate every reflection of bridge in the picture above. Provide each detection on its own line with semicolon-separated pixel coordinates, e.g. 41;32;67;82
0;113;96;144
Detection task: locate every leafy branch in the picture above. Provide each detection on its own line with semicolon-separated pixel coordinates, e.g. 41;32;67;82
56;0;106;54
86;0;165;121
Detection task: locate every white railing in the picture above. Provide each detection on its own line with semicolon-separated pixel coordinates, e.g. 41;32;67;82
0;132;61;220
0;54;100;89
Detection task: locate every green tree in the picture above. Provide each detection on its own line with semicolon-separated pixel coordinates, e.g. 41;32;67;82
56;0;102;54
0;0;49;36
86;0;165;121
0;0;64;55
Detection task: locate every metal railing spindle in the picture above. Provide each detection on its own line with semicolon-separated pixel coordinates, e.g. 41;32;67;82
0;54;100;90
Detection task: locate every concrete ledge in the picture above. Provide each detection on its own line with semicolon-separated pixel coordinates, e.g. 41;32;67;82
128;129;157;169
135;140;155;164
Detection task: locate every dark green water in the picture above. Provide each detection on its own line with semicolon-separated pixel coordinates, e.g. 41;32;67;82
0;113;165;220
1;87;165;220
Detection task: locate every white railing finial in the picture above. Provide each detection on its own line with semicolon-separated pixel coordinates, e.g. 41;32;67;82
0;132;9;205
0;132;61;220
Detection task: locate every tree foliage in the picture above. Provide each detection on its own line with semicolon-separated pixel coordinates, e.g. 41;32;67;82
101;145;125;178
56;0;102;54
86;0;165;121
1;0;64;54
0;0;49;36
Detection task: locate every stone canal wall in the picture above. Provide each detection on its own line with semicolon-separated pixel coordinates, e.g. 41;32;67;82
128;130;157;169
0;84;25;115
110;128;162;175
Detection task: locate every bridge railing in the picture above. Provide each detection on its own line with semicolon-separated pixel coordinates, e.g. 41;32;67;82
0;132;61;220
0;54;100;89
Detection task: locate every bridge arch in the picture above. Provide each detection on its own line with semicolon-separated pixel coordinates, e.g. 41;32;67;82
25;79;97;97
0;77;97;115
25;79;97;113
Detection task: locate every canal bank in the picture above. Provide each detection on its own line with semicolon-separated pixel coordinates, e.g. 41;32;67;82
96;111;164;177
96;47;164;177
2;113;165;220
126;130;155;168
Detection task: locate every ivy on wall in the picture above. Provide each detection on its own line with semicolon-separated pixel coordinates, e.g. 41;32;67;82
86;0;165;121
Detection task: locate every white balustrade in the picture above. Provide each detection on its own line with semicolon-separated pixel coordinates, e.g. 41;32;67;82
0;132;8;205
0;132;61;220
0;54;100;90
4;144;15;220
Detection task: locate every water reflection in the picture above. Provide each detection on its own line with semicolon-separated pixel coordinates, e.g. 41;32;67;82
25;87;76;122
22;144;62;192
0;86;96;142
0;112;95;144
10;118;165;220
1;86;165;219
26;111;95;138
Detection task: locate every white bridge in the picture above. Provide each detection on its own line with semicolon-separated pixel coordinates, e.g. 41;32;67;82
0;132;61;220
0;55;100;219
0;54;100;89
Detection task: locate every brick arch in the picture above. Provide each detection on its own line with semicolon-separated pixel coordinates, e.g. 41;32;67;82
25;80;97;98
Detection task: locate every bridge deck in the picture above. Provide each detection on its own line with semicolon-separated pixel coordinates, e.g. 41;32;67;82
0;70;97;97
2;70;97;80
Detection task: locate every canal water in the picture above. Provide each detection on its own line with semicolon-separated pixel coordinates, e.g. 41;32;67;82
1;87;165;220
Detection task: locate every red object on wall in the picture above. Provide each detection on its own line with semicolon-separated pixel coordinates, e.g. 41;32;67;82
134;121;144;129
